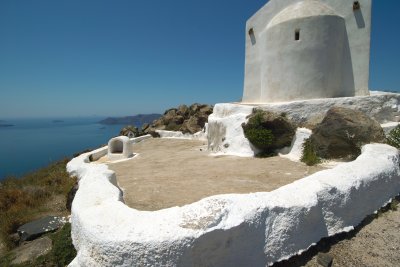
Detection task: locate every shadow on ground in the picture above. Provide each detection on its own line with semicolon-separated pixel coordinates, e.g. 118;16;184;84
272;195;400;267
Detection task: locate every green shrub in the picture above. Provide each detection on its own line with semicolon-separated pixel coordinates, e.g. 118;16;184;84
244;128;274;150
243;110;274;152
301;138;321;166
243;109;295;157
389;199;399;211
387;125;400;149
51;223;76;266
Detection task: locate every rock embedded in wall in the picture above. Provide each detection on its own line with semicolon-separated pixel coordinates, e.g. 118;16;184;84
310;107;386;159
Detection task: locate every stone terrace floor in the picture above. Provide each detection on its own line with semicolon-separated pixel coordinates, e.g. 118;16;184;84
99;138;324;211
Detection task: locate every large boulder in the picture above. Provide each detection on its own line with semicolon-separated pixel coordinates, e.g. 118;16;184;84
180;116;204;134
242;110;295;154
310;107;386;159
17;216;66;242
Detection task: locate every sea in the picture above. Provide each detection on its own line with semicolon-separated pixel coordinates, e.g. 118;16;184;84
0;117;130;180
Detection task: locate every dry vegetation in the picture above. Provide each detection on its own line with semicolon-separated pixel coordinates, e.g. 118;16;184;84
0;159;76;250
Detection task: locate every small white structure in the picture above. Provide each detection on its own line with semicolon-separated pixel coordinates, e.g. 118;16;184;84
108;136;133;160
243;0;372;103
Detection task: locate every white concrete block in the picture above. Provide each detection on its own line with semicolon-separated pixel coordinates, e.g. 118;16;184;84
108;136;133;160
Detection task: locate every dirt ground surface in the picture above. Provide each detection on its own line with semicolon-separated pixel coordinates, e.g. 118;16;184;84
103;138;323;211
273;199;400;267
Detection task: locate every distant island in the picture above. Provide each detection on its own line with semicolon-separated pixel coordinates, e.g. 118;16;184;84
52;120;64;123
0;124;14;128
99;114;161;126
0;120;14;127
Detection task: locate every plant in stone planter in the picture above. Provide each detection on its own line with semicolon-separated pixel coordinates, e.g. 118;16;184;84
387;125;400;149
301;138;321;166
242;109;295;157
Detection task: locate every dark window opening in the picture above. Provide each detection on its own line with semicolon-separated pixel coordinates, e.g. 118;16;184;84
248;28;254;36
295;29;300;41
353;1;360;10
249;28;256;45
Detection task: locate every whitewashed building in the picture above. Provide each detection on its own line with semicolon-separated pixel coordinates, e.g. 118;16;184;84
242;0;372;103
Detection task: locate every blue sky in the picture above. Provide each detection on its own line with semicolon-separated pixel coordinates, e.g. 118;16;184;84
0;0;399;118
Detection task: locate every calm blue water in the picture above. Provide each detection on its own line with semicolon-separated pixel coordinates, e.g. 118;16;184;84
0;117;127;180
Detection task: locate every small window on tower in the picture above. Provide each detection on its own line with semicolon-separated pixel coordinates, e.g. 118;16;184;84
353;1;360;10
295;29;300;41
249;28;256;45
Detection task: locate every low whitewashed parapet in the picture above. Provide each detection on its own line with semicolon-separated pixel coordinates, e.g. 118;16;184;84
87;146;108;162
208;93;400;157
255;92;400;125
67;143;400;267
130;134;152;143
156;129;207;141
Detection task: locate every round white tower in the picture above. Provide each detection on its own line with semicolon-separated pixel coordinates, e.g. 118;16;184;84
259;0;352;102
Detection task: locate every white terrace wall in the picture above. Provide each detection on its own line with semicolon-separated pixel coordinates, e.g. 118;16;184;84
67;142;400;266
208;93;400;156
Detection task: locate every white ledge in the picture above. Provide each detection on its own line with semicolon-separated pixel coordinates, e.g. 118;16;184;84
67;140;400;266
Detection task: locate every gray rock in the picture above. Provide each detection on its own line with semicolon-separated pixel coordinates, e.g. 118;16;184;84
120;125;139;138
163;108;177;116
11;236;52;265
141;123;150;132
148;130;161;138
147;104;213;134
317;252;333;267
310;107;386;159
189;103;201;114
177;105;189;117
181;115;209;134
199;105;213;115
17;216;66;242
